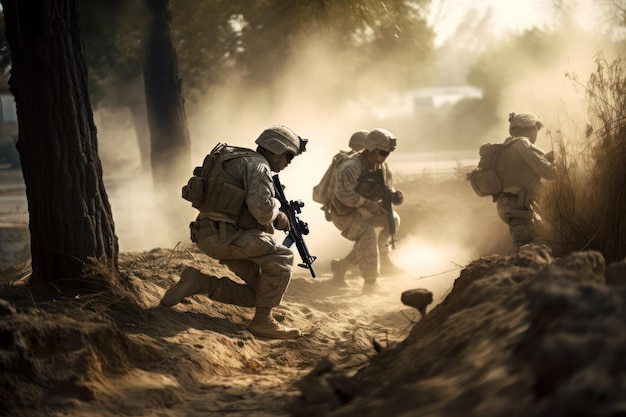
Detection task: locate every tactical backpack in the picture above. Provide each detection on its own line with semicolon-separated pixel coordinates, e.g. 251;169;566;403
182;143;256;214
312;150;351;207
467;138;519;199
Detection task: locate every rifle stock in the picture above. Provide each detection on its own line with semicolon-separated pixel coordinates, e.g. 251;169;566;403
272;175;317;277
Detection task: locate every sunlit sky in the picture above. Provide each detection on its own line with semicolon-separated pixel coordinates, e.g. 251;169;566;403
429;0;602;46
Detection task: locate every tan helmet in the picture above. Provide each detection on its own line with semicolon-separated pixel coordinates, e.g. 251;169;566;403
508;112;543;134
349;130;368;152
364;128;397;153
255;125;306;156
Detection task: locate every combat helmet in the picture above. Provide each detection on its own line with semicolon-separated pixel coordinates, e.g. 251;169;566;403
508;112;543;134
364;128;397;153
255;125;307;156
349;130;368;152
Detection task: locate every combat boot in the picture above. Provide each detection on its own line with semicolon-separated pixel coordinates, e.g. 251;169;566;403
160;267;218;307
330;258;349;286
247;316;301;339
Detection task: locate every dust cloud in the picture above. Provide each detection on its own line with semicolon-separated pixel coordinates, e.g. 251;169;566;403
93;7;615;275
392;235;473;300
493;31;611;152
97;34;402;257
94;107;195;251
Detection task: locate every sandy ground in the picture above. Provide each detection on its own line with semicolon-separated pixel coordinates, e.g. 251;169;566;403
1;175;624;417
0;244;448;417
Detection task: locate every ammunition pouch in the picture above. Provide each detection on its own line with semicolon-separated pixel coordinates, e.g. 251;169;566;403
189;221;200;243
190;219;218;243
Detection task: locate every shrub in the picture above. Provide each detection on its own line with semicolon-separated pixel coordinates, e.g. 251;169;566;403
542;54;626;262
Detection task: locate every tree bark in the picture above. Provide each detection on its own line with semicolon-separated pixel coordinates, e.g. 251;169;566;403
1;0;119;285
143;0;191;194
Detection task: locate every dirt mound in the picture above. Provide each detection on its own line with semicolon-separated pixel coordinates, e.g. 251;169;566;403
1;244;625;417
0;309;170;414
0;245;424;417
289;245;626;417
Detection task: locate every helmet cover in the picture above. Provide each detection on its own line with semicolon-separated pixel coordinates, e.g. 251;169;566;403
508;112;543;134
255;125;305;156
364;128;397;153
349;130;368;152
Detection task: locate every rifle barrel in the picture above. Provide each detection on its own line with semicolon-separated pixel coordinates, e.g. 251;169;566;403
272;175;317;278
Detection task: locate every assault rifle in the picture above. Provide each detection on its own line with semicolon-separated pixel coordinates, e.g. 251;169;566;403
355;169;397;249
272;174;317;277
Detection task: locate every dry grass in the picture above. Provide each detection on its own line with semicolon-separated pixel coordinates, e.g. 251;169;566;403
542;54;626;262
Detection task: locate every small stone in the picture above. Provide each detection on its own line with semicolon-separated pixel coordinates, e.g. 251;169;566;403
401;288;433;316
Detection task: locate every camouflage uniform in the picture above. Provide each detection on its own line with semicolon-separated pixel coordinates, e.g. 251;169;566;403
162;125;305;339
495;113;555;252
329;151;400;283
191;152;294;308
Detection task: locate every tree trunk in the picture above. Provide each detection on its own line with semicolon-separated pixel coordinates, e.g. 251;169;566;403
143;0;191;195
1;0;119;285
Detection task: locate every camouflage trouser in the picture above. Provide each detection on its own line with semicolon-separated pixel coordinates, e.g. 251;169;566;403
191;220;294;308
496;193;536;253
330;209;400;281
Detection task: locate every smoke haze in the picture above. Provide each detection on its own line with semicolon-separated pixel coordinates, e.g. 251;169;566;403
93;2;621;280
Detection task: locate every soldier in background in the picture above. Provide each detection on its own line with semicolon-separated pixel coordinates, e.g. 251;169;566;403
328;128;404;293
348;129;368;152
495;112;555;253
161;125;307;339
324;130;366;282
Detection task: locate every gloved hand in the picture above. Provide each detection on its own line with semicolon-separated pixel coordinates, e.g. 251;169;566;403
274;212;291;231
391;190;404;205
545;150;555;162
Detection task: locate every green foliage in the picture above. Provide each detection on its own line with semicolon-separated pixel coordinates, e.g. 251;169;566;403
170;0;246;98
78;0;434;108
80;0;146;107
173;0;434;95
542;54;626;262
